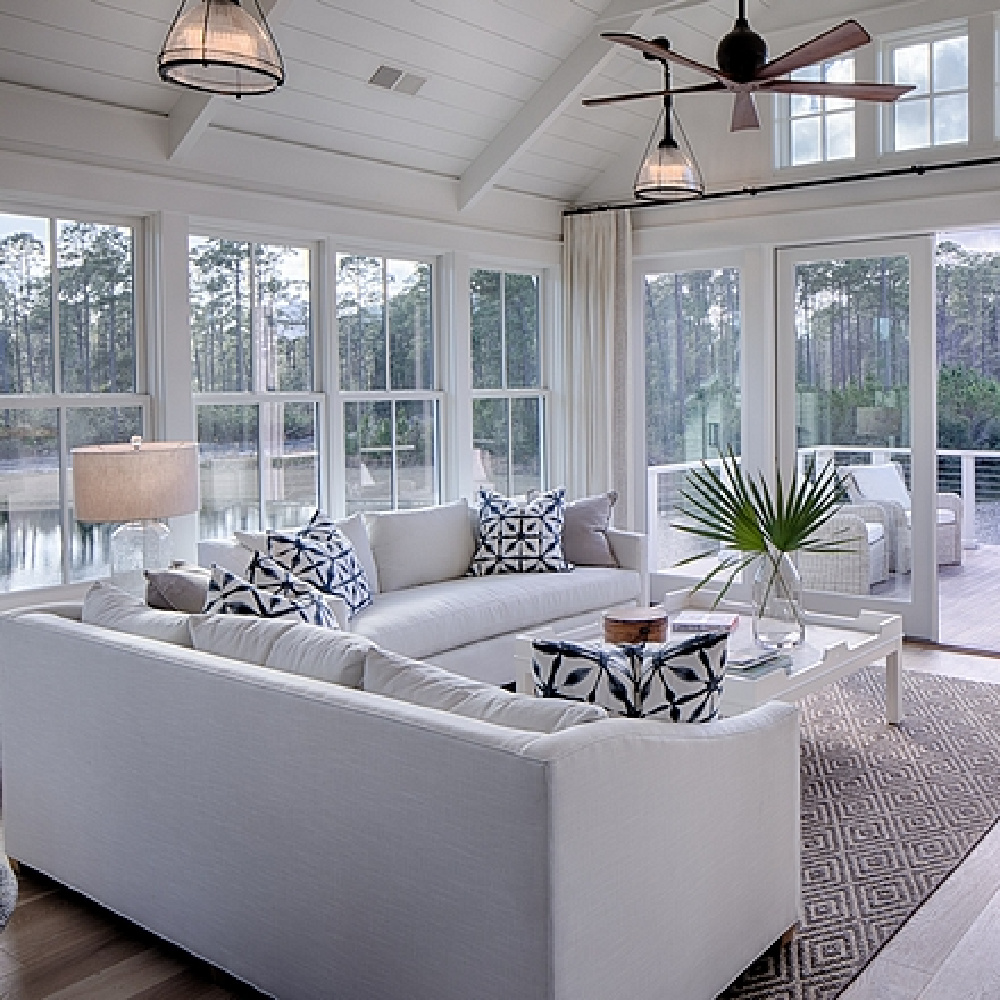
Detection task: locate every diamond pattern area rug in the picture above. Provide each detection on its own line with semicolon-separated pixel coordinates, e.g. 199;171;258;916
722;665;1000;1000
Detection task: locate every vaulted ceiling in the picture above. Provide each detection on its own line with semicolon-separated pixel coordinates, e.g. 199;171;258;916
0;0;991;209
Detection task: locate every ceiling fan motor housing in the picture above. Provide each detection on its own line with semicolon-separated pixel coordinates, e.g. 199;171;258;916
716;21;768;82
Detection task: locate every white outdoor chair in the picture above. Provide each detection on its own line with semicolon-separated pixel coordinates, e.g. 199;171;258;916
840;463;962;573
798;503;888;595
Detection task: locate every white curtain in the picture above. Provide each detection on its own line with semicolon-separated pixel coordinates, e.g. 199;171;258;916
556;210;633;514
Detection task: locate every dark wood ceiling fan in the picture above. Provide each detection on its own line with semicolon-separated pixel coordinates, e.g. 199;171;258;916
584;0;914;132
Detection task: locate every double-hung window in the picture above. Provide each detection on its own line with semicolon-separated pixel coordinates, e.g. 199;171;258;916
883;24;968;152
191;237;320;537
470;268;544;497
0;212;144;591
775;57;856;167
336;254;439;513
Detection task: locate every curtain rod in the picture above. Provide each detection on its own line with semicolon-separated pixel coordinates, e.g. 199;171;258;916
562;153;1000;218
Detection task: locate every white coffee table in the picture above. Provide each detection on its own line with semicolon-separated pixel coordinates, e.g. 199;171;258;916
515;594;904;724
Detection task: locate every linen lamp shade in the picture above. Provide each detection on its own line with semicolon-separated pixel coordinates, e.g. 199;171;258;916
73;440;199;523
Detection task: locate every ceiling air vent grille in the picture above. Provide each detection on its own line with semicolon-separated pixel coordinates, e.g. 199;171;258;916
368;65;426;96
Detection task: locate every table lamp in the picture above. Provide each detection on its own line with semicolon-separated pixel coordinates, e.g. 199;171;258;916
73;436;200;596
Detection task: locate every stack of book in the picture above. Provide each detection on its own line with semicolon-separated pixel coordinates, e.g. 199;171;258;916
671;610;740;634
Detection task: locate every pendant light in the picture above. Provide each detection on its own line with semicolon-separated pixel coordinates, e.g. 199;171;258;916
633;42;704;202
159;0;285;97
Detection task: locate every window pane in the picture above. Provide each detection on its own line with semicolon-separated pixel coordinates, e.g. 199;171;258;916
645;268;741;572
934;93;968;144
505;273;540;389
265;401;318;530
256;245;311;392
510;397;542;497
895;98;931;150
473;398;509;496
345;400;392;514
826;57;854;84
190;238;252;392
198;404;260;538
337;254;386;392
0;215;52;394
894;42;929;94
933;36;967;92
471;268;502;389
790;94;821;117
791;117;822;165
66;406;143;582
388;260;433;391
826;111;855;160
396;400;437;509
0;408;60;591
58;222;135;394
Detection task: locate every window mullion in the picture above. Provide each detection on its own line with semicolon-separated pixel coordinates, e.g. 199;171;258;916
50;218;60;396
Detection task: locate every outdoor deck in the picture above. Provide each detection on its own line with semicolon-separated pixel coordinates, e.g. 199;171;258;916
939;544;1000;648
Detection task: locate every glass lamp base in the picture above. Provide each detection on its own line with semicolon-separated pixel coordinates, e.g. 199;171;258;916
110;520;171;598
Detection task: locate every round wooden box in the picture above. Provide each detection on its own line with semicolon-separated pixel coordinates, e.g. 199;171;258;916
603;605;668;645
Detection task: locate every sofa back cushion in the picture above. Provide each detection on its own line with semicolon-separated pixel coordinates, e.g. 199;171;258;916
265;625;373;688
364;647;607;732
366;500;476;592
189;613;299;664
82;581;193;647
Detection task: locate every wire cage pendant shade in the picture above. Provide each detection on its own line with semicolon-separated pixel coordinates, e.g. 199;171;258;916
634;105;704;202
158;0;285;96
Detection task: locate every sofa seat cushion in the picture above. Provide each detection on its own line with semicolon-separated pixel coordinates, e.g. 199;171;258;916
350;567;642;661
865;522;885;544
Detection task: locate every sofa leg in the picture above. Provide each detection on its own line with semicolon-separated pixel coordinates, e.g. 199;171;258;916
779;924;797;948
7;858;19;877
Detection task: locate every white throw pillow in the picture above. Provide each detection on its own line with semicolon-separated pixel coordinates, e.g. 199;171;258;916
82;581;193;647
366;500;476;592
364;648;607;732
265;625;373;688
189;613;299;665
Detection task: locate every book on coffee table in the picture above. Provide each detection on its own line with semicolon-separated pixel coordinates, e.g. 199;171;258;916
671;610;740;633
727;648;794;674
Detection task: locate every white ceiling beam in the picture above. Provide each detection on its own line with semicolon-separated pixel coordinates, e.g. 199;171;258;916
457;1;694;211
165;0;293;161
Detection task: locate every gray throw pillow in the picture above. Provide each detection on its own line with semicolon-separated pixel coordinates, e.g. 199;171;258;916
563;492;618;567
145;562;211;613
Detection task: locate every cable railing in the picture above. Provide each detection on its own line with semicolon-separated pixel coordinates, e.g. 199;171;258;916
647;447;1000;572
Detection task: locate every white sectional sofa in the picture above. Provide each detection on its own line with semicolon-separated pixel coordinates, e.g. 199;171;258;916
0;603;800;1000
199;500;650;686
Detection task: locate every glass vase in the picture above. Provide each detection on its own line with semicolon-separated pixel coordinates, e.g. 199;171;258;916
752;549;805;650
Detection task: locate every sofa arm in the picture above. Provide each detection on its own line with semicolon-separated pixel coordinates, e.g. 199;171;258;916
606;529;650;606
937;491;962;519
527;702;801;1000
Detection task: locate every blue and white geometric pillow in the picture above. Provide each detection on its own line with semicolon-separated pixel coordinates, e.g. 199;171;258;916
264;530;372;618
247;551;338;610
298;510;344;548
203;564;337;629
532;631;727;722
531;639;639;715
470;488;572;575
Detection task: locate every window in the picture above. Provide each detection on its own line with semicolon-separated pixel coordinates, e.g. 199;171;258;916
884;25;968;152
0;212;144;592
336;254;438;513
470;269;544;497
776;57;856;167
644;268;741;571
191;238;320;538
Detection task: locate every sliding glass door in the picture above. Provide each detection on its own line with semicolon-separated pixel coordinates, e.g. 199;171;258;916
776;237;937;637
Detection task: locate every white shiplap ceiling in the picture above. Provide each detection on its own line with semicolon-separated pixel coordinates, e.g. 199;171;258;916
0;0;985;207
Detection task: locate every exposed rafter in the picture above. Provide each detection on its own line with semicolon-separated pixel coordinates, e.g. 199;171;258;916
457;0;701;210
166;0;293;161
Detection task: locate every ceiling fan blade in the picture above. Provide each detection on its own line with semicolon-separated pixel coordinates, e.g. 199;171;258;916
731;92;760;131
761;80;915;102
757;20;871;81
602;32;730;84
583;81;726;107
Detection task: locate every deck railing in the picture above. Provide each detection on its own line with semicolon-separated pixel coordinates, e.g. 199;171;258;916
647;447;1000;572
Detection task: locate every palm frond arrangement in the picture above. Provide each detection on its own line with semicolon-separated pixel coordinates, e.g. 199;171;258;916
675;448;846;603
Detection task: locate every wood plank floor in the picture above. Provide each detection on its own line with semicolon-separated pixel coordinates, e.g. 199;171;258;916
3;645;1000;1000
